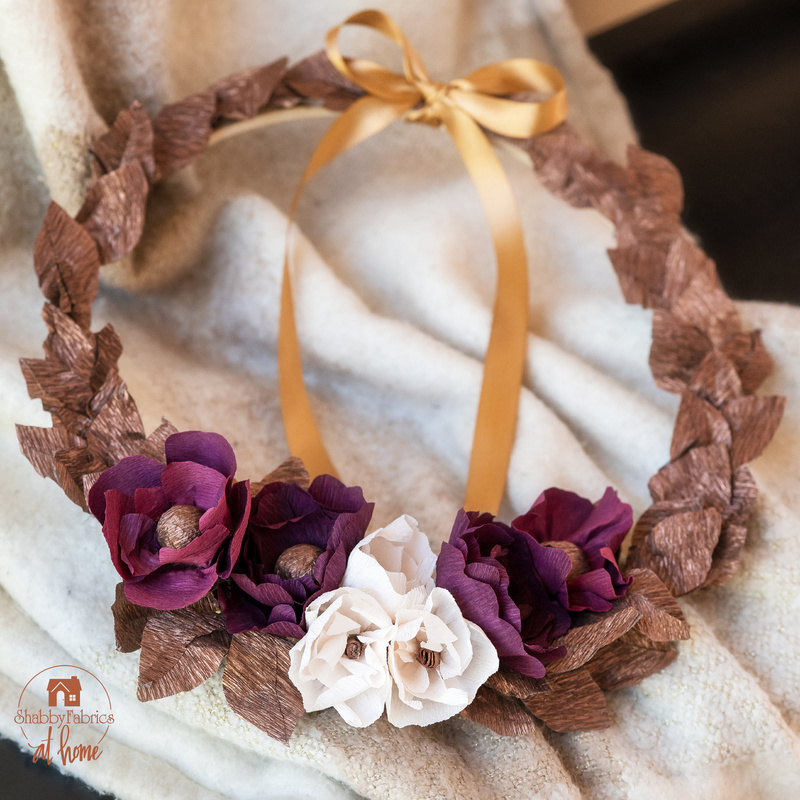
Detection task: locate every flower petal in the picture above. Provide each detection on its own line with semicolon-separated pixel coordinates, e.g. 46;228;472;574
165;430;237;477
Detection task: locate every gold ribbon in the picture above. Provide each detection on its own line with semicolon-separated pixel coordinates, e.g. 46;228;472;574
280;9;567;514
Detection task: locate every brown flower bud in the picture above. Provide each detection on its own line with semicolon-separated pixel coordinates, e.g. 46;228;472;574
274;543;324;580
416;647;440;669
544;540;590;581
344;634;364;660
156;505;203;549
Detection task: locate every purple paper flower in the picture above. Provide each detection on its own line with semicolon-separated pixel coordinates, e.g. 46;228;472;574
435;510;572;678
512;487;632;613
88;431;250;611
220;476;373;638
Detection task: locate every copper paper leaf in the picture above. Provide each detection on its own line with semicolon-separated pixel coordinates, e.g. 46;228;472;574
727;465;758;525
213;58;288;120
647;508;722;595
627;145;684;218
16;424;82;482
670;390;731;461
688;350;744;408
649;443;731;512
720;330;774;394
627;497;704;563
624;568;689;641
152;91;216;178
284;51;364;111
138;418;179;463
42;302;96;373
223;631;304;746
19;357;92;415
138;605;230;702
250;456;310;496
548;601;641;674
33;202;100;330
723;395;785;468
702;523;748;589
86;385;146;464
53;445;107;509
91;101;155;181
525;669;610;732
77;161;150;263
587;637;678;692
650;310;713;394
607;244;667;309
112;582;157;653
486;666;549;699
91;324;124;393
672;270;741;348
662;237;717;310
460;686;537;736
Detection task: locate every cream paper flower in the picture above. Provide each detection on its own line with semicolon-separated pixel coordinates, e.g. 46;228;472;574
288;587;394;728
342;514;436;611
386;586;499;727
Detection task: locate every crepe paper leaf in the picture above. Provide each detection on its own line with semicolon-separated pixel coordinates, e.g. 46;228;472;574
586;637;678;692
702;523;749;589
53;445;108;509
284;51;365;111
137;603;230;702
223;631;304;746
607;243;669;309
76;161;150;263
152;91;216;178
688;350;744;408
33;203;100;330
727;465;758;525
485;666;549;699
548;601;641;674
627;145;684;219
723;395;785;468
670;390;732;461
19;356;94;416
649;310;713;394
41;303;96;375
720;330;774;394
672;271;742;349
91;324;124;393
91;101;156;182
571;159;638;228
249;456;311;496
627;497;704;563
525;669;609;732
16;423;82;482
86;386;146;464
112;582;157;653
624;568;689;641
644;508;722;596
649;443;732;513
212;58;288;121
460;685;537;736
662;237;717;312
137;419;180;463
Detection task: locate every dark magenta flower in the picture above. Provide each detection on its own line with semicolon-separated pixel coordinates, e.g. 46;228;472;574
220;476;373;638
435;510;572;678
87;431;250;610
512;487;632;613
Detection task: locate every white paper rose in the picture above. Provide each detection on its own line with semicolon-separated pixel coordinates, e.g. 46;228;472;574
288;587;395;728
342;514;436;611
386;586;499;727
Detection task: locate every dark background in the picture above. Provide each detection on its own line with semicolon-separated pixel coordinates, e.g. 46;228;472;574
2;0;798;797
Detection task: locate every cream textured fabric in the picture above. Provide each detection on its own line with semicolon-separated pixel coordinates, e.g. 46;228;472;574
1;1;800;798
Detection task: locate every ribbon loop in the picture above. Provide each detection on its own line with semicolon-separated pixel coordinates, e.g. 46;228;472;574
280;9;568;514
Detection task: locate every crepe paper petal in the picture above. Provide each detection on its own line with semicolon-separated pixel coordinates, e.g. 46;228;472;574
88;456;165;521
309;474;369;513
158;524;231;566
133;486;170;521
460;685;537;736
160;461;228;509
165;430;237;478
524;668;610;732
124;565;219;610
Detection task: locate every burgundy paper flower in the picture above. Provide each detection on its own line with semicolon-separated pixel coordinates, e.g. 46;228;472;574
88;431;250;610
435;510;572;678
220;476;374;638
512;487;632;613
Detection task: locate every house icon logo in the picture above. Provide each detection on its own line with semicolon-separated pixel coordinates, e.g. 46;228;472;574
47;676;82;707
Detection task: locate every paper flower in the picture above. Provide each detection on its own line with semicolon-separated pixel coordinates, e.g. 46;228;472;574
288;587;394;727
87;431;249;610
435;510;572;678
512;488;632;612
220;476;373;637
386;587;499;727
342;514;436;611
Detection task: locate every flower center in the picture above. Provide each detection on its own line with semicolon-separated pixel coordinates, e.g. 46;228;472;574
344;635;364;660
274;543;324;580
544;540;590;581
156;504;203;549
416;647;440;669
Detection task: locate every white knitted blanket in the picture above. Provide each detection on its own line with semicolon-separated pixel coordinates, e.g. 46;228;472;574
1;1;799;798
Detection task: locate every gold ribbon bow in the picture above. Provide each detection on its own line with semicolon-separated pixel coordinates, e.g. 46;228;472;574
280;9;567;514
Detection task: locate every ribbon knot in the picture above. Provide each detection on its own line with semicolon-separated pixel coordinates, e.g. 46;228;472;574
280;9;568;515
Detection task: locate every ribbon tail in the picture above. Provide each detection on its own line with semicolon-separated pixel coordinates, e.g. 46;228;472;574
279;95;415;480
440;105;530;515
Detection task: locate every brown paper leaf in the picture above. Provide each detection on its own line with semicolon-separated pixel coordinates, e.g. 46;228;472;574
587;637;678;691
86;384;146;464
702;523;748;588
646;508;722;595
91;324;124;393
548;601;641;674
152;91;216;178
627;145;684;218
250;456;311;496
77;161;150;263
627;497;704;564
672;269;741;347
223;631;304;746
720;330;774;393
624;568;689;641
138;419;179;463
670;390;732;461
607;243;668;308
650;310;713;394
16;424;82;483
688;350;743;408
723;395;785;468
284;51;364;111
485;666;549;699
19;357;93;416
727;465;758;525
213;58;288;120
41;303;96;374
649;443;732;512
460;686;537;736
90;101;155;181
525;669;610;732
53;445;107;509
33;202;100;330
138;604;229;702
112;582;156;653
662;236;717;310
